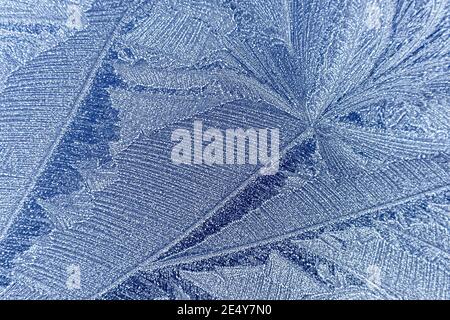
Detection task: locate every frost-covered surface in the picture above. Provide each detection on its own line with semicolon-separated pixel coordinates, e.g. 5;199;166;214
0;0;449;300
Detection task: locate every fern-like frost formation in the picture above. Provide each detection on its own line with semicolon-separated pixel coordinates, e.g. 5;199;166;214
0;0;449;299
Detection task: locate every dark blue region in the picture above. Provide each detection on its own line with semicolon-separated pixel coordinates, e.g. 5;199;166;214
175;239;357;290
339;111;362;126
103;240;359;300
0;22;60;35
102;269;214;300
158;138;318;260
0;52;123;287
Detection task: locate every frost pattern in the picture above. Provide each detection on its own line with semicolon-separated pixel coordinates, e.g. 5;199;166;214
0;0;449;299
